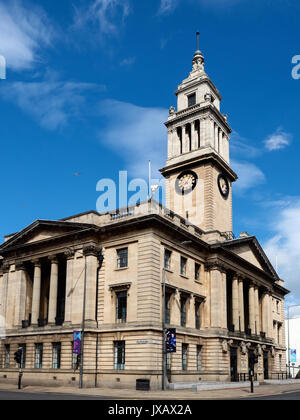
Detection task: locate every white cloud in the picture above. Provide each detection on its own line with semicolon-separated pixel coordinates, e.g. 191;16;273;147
231;160;266;194
264;199;300;304
0;1;54;71
98;99;168;178
264;128;292;151
158;0;178;15
120;57;135;67
1;75;104;130
73;0;130;37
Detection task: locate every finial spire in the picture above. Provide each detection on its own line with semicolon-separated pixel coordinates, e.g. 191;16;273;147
196;31;200;52
192;31;204;73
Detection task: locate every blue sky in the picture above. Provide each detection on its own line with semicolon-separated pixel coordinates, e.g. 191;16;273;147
0;0;300;307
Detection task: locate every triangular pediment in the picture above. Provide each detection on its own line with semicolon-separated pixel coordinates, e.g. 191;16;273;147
222;236;278;279
1;220;94;250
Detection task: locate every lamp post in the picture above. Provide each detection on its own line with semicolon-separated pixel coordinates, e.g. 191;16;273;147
287;304;300;378
162;267;167;391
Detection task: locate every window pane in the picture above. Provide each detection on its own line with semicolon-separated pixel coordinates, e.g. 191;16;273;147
180;257;187;276
35;344;43;369
18;344;26;369
4;345;10;368
114;341;125;370
116;292;127;323
188;93;196;108
181;298;186;327
195;263;200;281
197;346;202;371
182;344;188;371
52;343;61;369
164;250;171;270
117;248;128;269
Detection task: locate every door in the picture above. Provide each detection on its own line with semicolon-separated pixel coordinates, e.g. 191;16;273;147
263;351;269;380
230;348;238;382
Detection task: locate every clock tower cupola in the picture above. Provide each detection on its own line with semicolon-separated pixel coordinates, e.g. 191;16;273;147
160;34;238;235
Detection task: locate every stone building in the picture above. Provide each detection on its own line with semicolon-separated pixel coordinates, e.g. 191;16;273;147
0;41;288;389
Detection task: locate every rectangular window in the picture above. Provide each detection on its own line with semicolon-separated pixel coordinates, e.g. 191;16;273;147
117;248;128;269
114;341;125;370
181;297;187;327
164;249;172;270
195;301;201;330
195;263;201;281
188;93;196;108
4;345;10;368
165;293;171;324
52;343;61;369
182;344;188;371
116;291;127;323
35;343;43;369
197;345;202;371
180;257;187;277
19;344;26;369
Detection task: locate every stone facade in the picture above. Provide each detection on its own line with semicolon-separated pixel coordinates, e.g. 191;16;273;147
0;43;289;390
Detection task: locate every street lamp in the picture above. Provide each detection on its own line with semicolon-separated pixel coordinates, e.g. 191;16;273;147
287;304;300;378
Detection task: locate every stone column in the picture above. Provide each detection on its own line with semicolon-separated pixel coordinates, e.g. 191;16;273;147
248;283;255;334
238;278;245;332
83;246;99;326
171;289;181;326
64;250;74;326
31;260;42;326
268;294;273;339
0;264;9;320
254;287;260;335
232;276;239;331
221;272;227;329
48;257;59;325
214;123;218;151
188;294;195;329
14;263;27;328
261;292;268;335
182;125;187;154
210;267;222;328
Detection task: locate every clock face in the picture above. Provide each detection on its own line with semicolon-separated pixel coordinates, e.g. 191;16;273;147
176;170;198;195
218;174;229;198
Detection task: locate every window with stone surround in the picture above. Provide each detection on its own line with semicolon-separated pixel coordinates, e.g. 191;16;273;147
114;341;125;370
4;344;10;368
195;263;201;281
180;257;187;277
182;344;188;371
117;248;128;269
18;344;26;369
52;343;61;369
164;249;172;270
195;301;201;329
35;343;43;369
116;291;127;323
188;93;196;108
180;297;187;327
197;345;202;371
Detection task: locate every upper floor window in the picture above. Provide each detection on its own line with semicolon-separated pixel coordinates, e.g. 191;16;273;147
188;93;196;108
164;249;172;271
195;263;201;282
52;343;61;369
165;292;171;325
35;343;43;369
116;291;127;323
180;257;187;277
114;341;125;370
195;301;201;330
117;248;128;269
181;297;187;327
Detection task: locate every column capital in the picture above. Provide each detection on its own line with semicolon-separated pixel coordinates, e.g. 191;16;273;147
32;259;41;267
2;263;10;274
15;262;26;271
48;255;59;264
83;244;100;257
205;261;227;273
64;248;75;260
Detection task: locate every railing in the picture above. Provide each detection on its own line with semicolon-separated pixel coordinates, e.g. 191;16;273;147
110;208;135;221
270;372;290;380
238;373;258;382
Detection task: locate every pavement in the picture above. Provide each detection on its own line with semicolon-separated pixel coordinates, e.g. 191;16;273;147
0;381;300;400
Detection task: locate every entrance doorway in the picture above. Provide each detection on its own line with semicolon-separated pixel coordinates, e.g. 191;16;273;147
230;348;238;382
263;351;269;380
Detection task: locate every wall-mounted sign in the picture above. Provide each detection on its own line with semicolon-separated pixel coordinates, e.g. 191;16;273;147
166;329;176;353
290;349;297;364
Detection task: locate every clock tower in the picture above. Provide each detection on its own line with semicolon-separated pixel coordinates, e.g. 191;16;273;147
160;35;238;235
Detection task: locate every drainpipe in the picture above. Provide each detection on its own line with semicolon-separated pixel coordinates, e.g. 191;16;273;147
95;249;104;388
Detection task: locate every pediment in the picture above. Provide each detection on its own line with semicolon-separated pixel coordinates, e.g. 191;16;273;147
1;220;94;250
222;237;278;279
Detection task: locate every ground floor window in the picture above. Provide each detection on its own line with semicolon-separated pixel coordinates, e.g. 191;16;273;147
35;343;43;369
18;344;26;369
197;345;202;371
4;344;10;368
114;341;125;370
182;344;188;371
52;343;61;369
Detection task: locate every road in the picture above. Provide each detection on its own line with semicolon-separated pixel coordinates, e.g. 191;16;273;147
0;389;299;400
